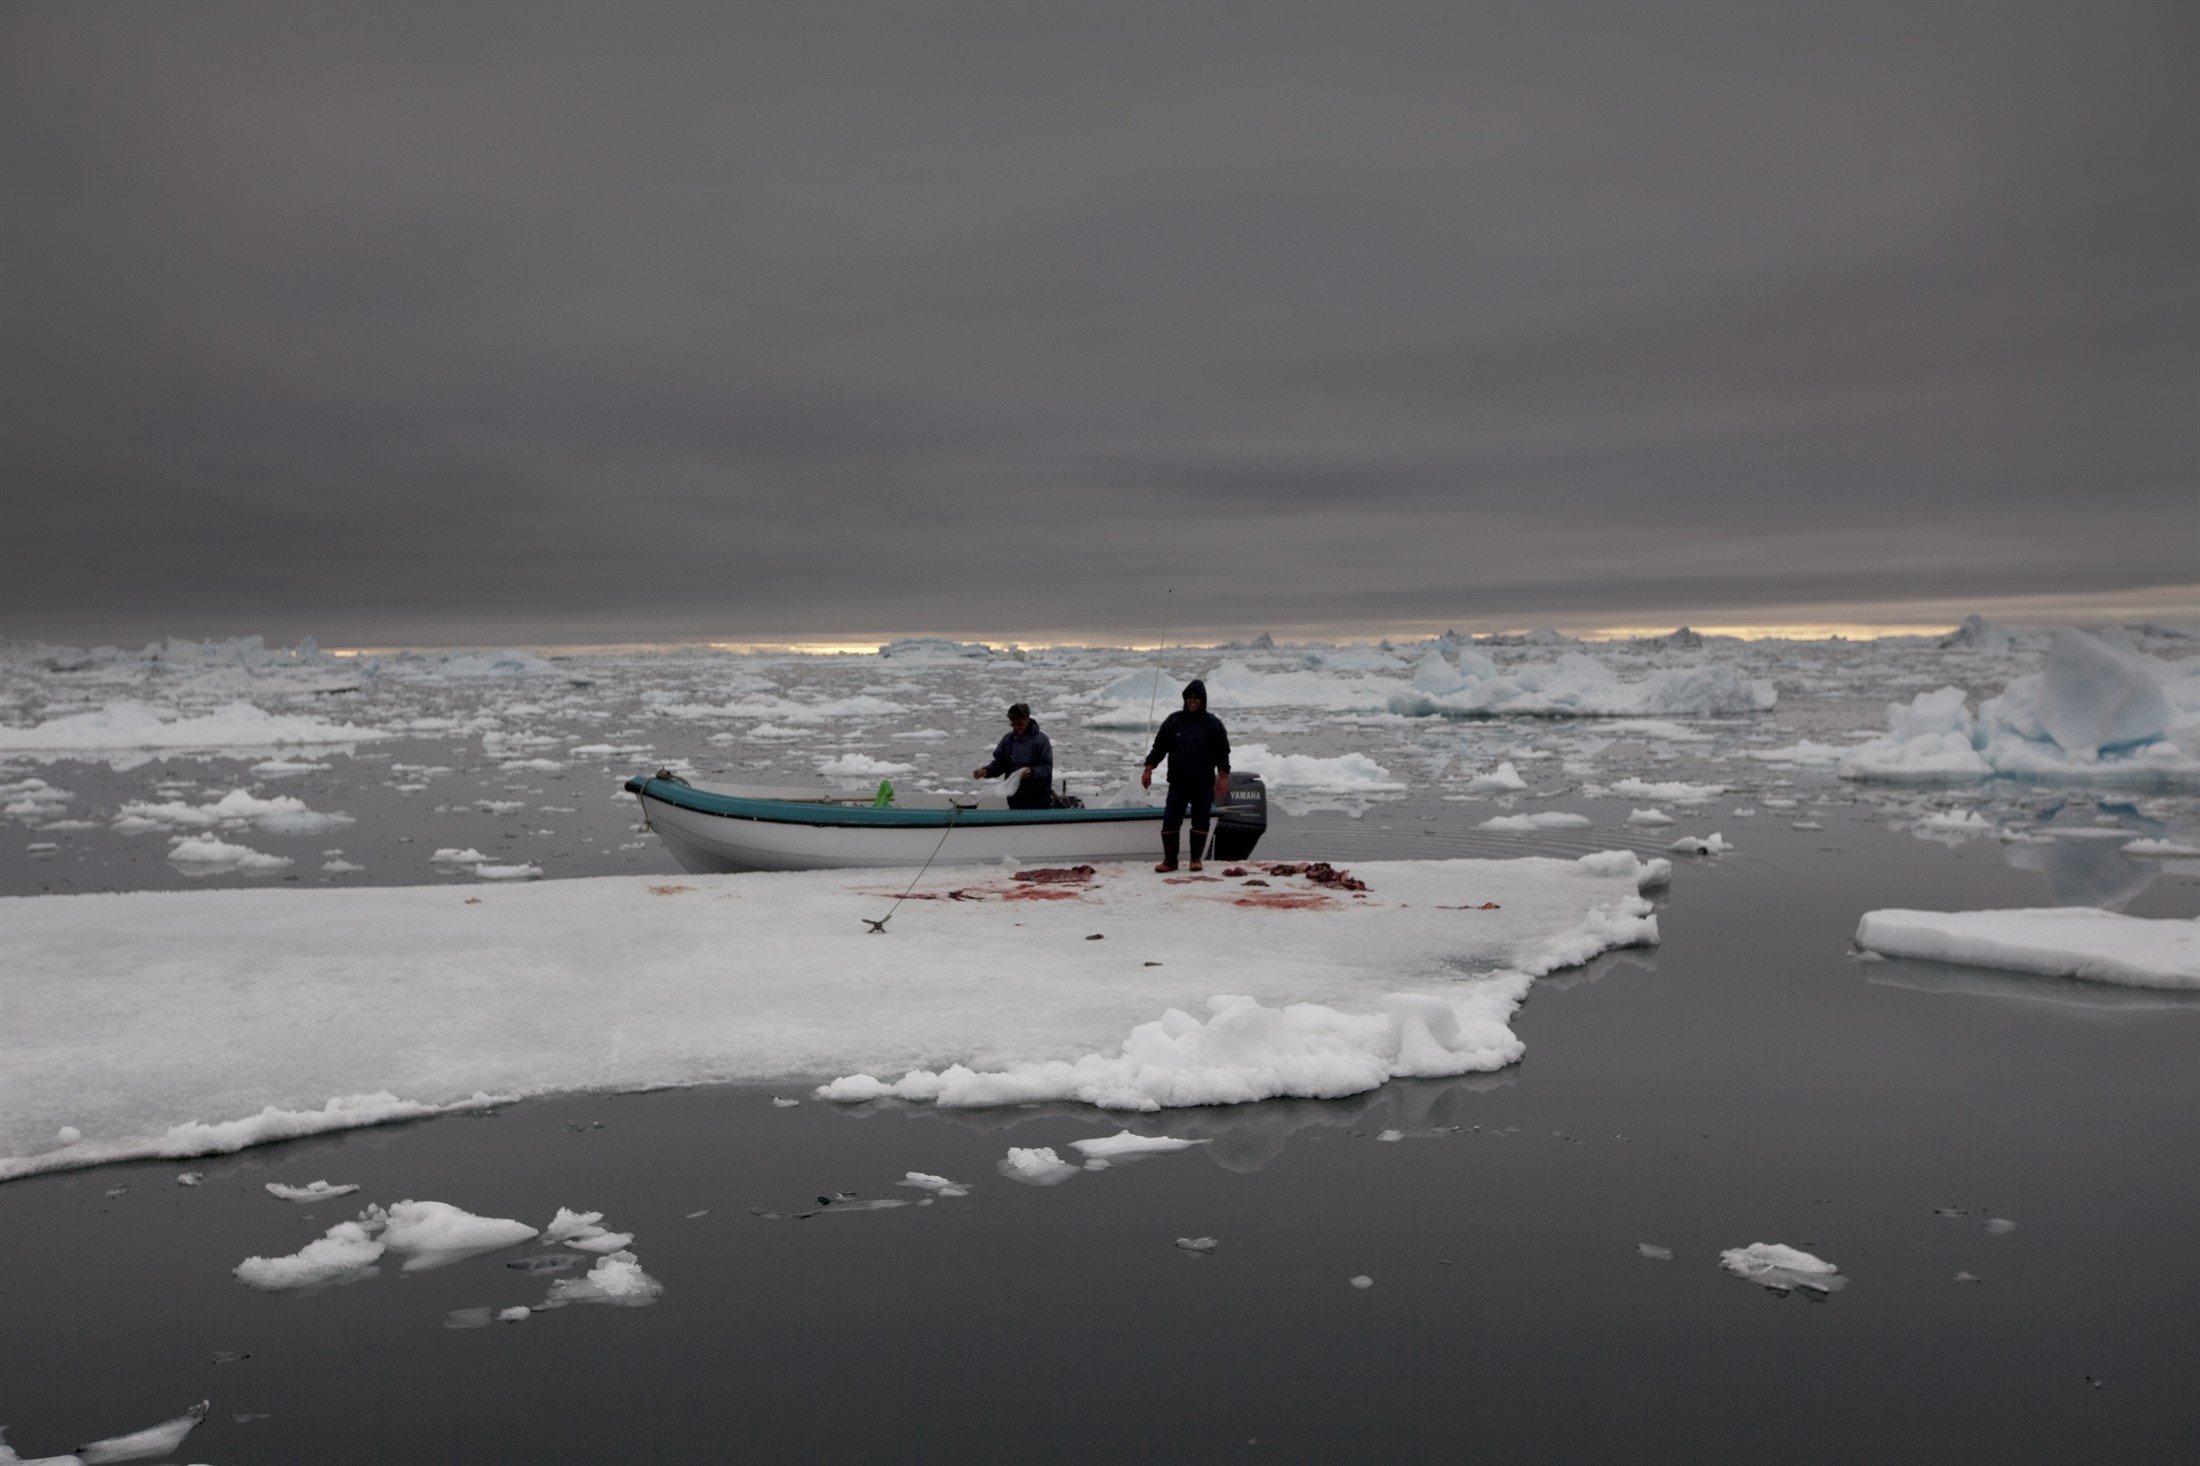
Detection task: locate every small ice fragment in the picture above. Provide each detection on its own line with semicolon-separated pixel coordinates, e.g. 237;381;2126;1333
1175;1236;1220;1253
1376;1129;1404;1143
566;1230;636;1254
770;1096;800;1108
997;1147;1080;1186
1067;1131;1205;1160
498;1306;531;1322
897;1172;970;1197
1666;833;1731;855
1954;1271;1983;1283
103;1185;128;1198
76;1400;209;1464
265;1179;360;1202
378;1198;540;1270
545;1249;663;1307
235;1219;385;1290
1983;1217;2017;1235
1718;1242;1846;1295
1637;1243;1673;1261
175;1171;203;1186
1349;1275;1374;1289
1083;1158;1111;1170
55;1125;80;1145
542;1207;607;1242
684;1209;709;1219
210;1349;249;1364
1626;808;1675;826
1933;1206;1968;1217
443;1307;494;1330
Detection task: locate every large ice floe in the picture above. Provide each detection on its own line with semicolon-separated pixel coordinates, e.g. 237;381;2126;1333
1854;907;2200;990
0;698;390;756
1389;650;1775;718
1838;630;2200;787
0;853;1665;1177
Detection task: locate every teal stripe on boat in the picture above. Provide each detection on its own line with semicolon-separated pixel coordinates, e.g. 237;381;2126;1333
624;776;1166;828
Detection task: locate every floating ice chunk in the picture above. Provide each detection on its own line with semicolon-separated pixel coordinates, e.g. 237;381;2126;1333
1463;761;1526;793
253;758;329;776
1637;1243;1673;1261
1718;1242;1846;1295
55;1126;80;1145
543;1207;608;1243
1745;739;1858;768
497;1305;532;1322
474;863;544;881
1916;810;1996;834
430;847;490;864
1984;1217;2018;1235
1626;808;1675;826
165;836;292;872
1666;833;1731;855
322;858;365;873
1068;1131;1208;1159
444;1306;494;1329
174;1171;202;1186
74;1401;209;1464
998;1147;1081;1185
373;1199;539;1271
1478;812;1592;832
1587;777;1728;804
545;1250;662;1307
2124;839;2200;857
235;1219;385;1290
1176;1236;1220;1253
265;1179;360;1201
1349;1275;1374;1289
1854;907;2200;989
1230;744;1405;794
819;753;914;777
114;787;352;835
897;1172;970;1197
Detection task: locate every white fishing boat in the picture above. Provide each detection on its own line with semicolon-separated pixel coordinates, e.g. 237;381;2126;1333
624;770;1267;874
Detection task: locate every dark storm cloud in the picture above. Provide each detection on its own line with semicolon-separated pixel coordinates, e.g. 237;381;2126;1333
2;0;2193;645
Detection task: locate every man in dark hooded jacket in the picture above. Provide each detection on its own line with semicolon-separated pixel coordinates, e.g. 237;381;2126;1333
974;702;1054;809
1140;678;1231;871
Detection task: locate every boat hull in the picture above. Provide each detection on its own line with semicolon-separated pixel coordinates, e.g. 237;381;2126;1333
628;780;1169;874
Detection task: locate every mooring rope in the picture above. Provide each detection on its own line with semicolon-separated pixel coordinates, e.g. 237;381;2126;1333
863;803;962;933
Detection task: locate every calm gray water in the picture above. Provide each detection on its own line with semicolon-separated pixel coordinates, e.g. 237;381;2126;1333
4;768;2197;1463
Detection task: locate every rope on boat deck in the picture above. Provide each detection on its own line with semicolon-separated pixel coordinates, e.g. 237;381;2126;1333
864;804;961;934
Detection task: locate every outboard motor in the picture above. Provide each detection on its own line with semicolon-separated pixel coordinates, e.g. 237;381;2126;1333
1210;772;1268;861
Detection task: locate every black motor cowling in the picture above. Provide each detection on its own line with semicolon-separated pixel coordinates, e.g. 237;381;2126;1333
1210;772;1268;861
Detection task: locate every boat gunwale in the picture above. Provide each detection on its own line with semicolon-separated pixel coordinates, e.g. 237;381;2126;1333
625;776;1166;829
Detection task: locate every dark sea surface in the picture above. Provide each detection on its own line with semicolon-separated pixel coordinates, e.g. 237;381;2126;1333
4;771;2198;1464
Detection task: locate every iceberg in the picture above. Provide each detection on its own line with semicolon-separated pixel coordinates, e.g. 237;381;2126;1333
1840;631;2200;787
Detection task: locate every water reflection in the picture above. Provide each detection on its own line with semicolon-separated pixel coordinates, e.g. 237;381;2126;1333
1866;961;2200;1013
2002;836;2158;910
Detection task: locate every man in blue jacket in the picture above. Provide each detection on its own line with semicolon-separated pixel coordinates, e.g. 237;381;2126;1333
1140;678;1231;872
974;702;1054;809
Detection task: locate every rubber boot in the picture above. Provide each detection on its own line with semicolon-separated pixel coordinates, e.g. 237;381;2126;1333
1187;828;1209;871
1155;828;1180;873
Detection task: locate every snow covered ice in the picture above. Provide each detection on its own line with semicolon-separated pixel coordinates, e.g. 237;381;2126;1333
1;853;1664;1175
1855;907;2200;990
1718;1243;1847;1296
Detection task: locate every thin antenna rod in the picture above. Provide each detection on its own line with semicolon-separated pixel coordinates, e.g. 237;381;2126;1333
1143;588;1173;745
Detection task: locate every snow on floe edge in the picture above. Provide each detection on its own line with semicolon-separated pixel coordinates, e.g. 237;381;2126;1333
0;1091;510;1183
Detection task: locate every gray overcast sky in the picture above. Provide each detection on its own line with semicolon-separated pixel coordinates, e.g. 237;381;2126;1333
2;0;2194;647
